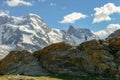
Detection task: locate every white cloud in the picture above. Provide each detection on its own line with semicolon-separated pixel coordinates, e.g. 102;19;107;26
94;24;120;38
93;3;120;23
49;2;56;6
0;10;9;16
60;12;87;24
6;0;32;7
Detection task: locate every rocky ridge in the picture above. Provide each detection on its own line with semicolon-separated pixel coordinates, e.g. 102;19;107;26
0;37;120;77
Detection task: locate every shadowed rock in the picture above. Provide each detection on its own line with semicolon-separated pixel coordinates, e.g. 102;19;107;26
0;50;47;76
35;40;117;76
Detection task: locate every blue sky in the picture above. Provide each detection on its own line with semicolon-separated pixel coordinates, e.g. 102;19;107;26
0;0;120;38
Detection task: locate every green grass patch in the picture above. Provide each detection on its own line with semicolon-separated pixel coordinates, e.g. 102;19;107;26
0;74;119;80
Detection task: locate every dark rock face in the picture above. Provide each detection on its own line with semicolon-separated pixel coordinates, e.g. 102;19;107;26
0;50;47;76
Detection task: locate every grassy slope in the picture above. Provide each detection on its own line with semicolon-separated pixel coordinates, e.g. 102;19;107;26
0;75;61;80
0;75;118;80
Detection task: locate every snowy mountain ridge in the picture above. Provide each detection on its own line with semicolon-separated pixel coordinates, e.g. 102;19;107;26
0;14;97;59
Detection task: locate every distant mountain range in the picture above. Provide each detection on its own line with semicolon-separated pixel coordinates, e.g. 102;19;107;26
0;14;97;59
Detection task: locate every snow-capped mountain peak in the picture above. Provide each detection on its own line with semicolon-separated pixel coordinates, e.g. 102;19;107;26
0;14;97;59
26;13;42;19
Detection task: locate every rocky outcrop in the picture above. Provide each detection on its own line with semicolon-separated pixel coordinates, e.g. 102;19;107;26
0;50;47;76
34;38;120;76
77;39;116;76
1;38;120;77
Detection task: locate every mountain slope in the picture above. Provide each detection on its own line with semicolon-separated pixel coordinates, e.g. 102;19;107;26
0;14;97;59
0;14;51;51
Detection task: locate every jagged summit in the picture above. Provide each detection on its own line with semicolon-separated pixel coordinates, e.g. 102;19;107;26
27;13;42;18
67;25;76;34
24;14;44;22
67;25;97;41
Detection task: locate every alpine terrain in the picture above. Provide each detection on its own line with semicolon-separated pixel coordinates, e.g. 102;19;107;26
0;14;97;59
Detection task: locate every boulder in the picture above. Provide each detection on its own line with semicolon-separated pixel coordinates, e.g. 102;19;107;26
34;42;86;76
0;50;47;76
77;39;116;76
35;41;116;76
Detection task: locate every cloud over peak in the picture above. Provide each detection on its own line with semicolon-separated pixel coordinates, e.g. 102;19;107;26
60;12;87;24
6;0;32;7
93;3;120;23
94;24;120;38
